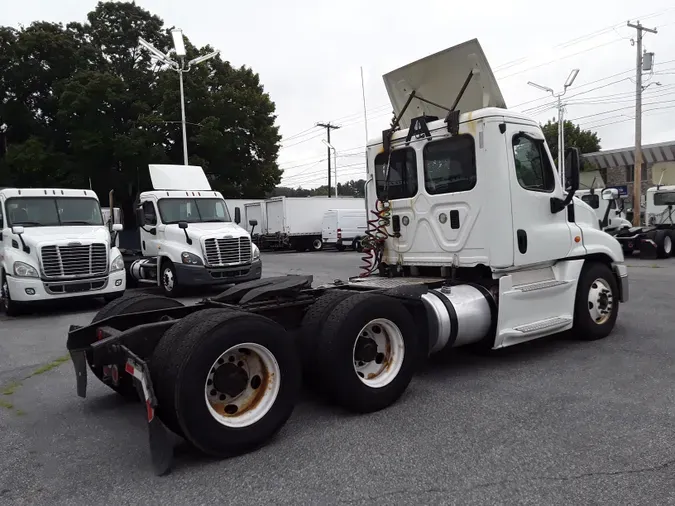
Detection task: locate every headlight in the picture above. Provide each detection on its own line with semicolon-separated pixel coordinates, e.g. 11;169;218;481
14;261;38;278
252;244;260;260
110;254;125;272
181;252;203;265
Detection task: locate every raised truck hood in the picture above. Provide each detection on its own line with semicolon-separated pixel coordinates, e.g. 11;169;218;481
149;164;212;191
383;38;507;129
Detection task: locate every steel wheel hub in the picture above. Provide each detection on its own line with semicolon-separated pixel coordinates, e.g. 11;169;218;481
163;268;174;291
587;278;613;325
205;343;281;428
665;235;672;255
352;318;405;389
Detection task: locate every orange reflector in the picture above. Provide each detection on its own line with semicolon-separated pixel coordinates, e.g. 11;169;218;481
574;236;581;243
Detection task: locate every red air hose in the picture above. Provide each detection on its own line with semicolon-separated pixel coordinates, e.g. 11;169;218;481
359;199;392;277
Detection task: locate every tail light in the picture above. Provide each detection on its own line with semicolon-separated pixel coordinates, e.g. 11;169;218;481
337;228;342;239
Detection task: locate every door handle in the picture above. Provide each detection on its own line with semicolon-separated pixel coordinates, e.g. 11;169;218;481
517;229;527;254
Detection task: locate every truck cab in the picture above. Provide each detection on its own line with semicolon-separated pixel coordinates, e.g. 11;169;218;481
575;188;631;231
0;188;126;316
127;164;262;297
355;38;627;348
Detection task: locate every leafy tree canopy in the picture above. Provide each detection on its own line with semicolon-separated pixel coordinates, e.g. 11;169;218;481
0;1;282;219
541;119;601;169
272;179;366;198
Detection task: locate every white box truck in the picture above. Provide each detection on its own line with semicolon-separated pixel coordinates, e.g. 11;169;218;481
0;187;126;316
263;196;365;251
322;208;367;251
244;201;266;245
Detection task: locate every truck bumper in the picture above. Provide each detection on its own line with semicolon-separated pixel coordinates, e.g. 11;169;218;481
174;258;262;286
612;262;629;303
7;270;126;302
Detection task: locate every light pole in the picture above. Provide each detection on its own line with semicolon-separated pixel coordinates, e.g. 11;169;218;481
138;29;220;165
322;139;338;197
528;68;580;187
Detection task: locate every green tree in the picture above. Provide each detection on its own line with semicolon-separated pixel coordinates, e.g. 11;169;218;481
541;119;601;169
0;1;282;220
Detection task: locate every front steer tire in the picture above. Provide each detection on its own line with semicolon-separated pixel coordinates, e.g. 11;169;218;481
571;261;619;341
88;293;184;400
315;293;420;413
150;308;302;457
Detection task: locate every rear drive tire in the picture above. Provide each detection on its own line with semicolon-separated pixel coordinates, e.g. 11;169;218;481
311;238;323;251
571;261;619;341
150;308;301;456
315;293;419;413
88;293;184;399
654;230;670;258
298;289;357;386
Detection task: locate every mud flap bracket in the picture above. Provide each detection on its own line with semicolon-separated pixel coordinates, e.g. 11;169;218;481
70;349;88;398
124;351;174;476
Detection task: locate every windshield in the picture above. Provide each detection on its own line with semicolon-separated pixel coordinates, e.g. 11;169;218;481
6;197;104;227
157;198;232;224
653;191;675;207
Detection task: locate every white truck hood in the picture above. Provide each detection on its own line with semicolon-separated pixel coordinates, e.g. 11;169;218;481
383;38;506;129
166;222;249;240
18;226;111;248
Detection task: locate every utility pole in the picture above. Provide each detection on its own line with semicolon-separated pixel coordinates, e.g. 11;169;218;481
316;122;341;197
527;68;579;186
627;20;658;226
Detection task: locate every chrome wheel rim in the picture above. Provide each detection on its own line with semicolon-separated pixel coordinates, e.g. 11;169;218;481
587;278;613;325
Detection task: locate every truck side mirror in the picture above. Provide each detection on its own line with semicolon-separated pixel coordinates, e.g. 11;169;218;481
178;221;188;229
112;223;123;232
248;219;258;227
234;207;241;224
601;188;619;201
135;206;146;227
564;147;580;193
11;225;24;235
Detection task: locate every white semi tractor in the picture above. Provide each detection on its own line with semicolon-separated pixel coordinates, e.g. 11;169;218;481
122;164;262;297
0;187;126;316
67;38;628;475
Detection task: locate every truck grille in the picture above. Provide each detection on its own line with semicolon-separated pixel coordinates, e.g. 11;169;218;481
203;237;252;266
40;244;108;279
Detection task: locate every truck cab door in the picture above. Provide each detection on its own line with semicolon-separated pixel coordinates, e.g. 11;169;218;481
140;199;160;257
506;126;579;266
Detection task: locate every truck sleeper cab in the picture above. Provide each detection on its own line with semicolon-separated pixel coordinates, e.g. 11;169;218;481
126;165;261;297
0;188;126;316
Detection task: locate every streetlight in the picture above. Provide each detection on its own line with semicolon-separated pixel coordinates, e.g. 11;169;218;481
138;29;220;165
322;139;338;197
528;68;580;186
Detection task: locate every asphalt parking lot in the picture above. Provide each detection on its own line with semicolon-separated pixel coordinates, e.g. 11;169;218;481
1;251;675;505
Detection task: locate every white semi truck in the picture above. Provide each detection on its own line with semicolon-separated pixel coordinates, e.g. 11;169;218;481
608;184;675;258
0;188;126;316
67;38;628;475
575;188;631;231
122;164;262;297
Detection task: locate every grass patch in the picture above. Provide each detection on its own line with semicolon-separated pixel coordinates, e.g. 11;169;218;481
2;381;21;396
0;399;14;410
26;355;70;378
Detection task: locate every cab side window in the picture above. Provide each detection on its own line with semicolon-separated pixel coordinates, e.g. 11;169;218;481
512;134;556;193
423;135;477;195
581;194;600;209
142;201;157;225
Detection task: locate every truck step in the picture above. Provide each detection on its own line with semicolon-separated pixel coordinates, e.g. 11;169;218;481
513;279;569;292
498;316;573;346
513;316;572;333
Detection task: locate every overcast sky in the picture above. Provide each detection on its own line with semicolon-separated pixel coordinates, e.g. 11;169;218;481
4;0;675;188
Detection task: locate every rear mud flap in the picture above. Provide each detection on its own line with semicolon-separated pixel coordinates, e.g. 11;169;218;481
70;350;88;398
125;356;174;476
639;238;658;259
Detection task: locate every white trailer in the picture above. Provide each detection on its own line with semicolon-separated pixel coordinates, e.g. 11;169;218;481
244;201;267;243
263;196;365;251
69;38;629;476
322;208;367;251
